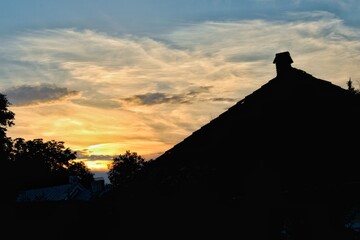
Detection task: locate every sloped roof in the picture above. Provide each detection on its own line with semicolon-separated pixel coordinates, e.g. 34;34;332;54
147;53;360;199
16;182;92;202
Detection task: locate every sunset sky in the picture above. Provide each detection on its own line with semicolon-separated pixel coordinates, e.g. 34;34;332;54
1;1;360;180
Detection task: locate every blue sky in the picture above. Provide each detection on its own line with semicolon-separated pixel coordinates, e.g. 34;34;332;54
1;0;360;176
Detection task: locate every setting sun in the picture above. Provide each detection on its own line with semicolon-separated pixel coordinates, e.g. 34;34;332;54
84;143;123;156
75;159;113;172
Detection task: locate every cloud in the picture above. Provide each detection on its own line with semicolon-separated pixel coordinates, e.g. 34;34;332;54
123;92;187;105
4;17;356;98
211;97;236;102
72;95;122;109
121;86;213;106
76;152;114;161
286;11;338;20
4;84;79;106
165;12;360;86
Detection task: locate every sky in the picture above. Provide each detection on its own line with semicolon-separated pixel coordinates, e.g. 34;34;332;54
1;0;360;182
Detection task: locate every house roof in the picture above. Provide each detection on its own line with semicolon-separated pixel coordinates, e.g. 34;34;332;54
16;180;92;202
146;52;360;199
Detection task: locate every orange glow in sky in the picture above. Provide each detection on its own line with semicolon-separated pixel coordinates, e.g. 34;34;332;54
3;6;360;174
75;159;113;172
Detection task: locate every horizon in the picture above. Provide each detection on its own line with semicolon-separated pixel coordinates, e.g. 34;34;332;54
1;1;360;175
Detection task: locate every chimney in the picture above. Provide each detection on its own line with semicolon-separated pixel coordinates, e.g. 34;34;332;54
273;51;293;76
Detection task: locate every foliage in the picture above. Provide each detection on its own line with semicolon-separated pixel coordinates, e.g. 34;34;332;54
0;93;15;131
67;161;94;188
12;138;76;170
347;78;360;94
10;138;93;190
0;93;15;161
107;150;145;189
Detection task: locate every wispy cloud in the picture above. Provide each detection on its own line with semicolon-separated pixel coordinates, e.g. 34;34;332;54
166;13;360;85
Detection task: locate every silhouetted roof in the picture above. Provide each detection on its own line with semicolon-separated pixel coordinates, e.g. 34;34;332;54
147;53;360;200
16;181;92;202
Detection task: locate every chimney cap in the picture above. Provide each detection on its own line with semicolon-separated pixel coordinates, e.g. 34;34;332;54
273;51;293;64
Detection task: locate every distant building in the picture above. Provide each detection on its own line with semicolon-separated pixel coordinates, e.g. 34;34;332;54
16;176;105;202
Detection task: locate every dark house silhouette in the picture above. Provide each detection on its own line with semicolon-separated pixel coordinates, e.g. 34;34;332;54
16;176;106;202
138;51;360;239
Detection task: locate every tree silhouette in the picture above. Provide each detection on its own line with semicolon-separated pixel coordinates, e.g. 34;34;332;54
0;93;15;130
347;78;360;95
67;161;94;188
107;150;145;190
0;93;15;201
0;93;15;160
10;138;93;192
